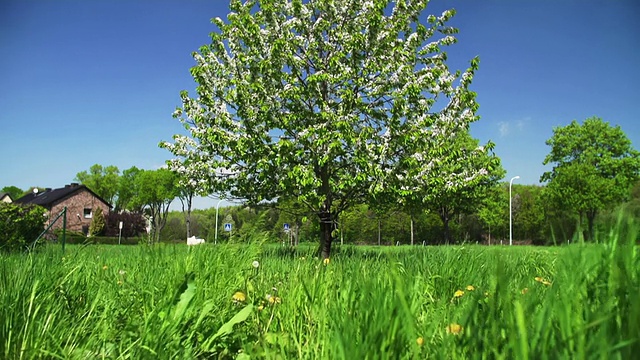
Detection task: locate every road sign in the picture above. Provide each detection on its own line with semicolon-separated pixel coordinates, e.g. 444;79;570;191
284;223;290;232
224;223;232;232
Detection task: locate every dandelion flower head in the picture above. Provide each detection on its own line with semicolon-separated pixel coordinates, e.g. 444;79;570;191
446;323;463;335
232;291;246;303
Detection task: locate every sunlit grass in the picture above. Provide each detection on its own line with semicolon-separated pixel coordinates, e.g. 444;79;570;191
1;223;638;359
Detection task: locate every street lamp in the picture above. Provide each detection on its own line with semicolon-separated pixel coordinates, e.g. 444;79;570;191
509;176;520;246
214;198;224;245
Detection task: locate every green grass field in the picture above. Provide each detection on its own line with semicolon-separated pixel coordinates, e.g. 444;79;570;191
1;229;638;359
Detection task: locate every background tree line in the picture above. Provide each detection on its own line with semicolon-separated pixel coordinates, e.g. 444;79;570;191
4;118;639;246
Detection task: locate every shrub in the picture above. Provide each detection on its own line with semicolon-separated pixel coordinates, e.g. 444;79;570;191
104;211;147;238
89;207;106;236
0;203;47;252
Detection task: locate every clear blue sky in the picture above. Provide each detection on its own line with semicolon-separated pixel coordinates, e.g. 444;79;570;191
1;0;638;209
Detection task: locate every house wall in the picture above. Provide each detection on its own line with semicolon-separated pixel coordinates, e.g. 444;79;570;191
1;195;12;203
48;189;110;234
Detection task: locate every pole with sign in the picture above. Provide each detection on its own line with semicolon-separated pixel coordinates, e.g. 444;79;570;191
118;221;123;245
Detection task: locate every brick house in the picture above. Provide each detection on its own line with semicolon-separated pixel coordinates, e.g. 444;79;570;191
15;183;111;234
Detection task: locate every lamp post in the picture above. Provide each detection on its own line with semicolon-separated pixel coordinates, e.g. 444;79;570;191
214;198;224;245
509;176;520;246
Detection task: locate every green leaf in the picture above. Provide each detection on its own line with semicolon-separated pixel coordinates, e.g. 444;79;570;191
212;304;254;341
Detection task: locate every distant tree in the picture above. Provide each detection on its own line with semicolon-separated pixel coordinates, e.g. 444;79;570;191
165;159;209;239
116;166;142;212
75;164;120;206
399;131;504;244
130;168;179;243
511;184;545;243
476;184;508;244
1;186;24;200
541;117;640;241
161;0;485;258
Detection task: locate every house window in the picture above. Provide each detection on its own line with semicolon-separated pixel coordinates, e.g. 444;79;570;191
84;208;92;219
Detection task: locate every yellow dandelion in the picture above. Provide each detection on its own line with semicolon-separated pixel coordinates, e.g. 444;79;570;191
466;285;475;291
534;276;543;283
257;305;264;311
446;323;463;335
102;265;108;270
521;287;529;294
416;337;424;346
323;258;330;265
453;290;464;298
232;291;246;303
268;295;282;304
542;280;552;286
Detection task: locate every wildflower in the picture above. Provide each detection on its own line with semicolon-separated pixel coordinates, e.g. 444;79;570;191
521;288;529;295
453;290;464;298
446;323;463;335
466;285;475;291
252;260;260;269
258;305;264;311
323;258;330;266
535;276;552;286
301;256;305;260
102;265;108;270
119;270;126;276
416;337;424;346
266;294;281;304
232;291;246;303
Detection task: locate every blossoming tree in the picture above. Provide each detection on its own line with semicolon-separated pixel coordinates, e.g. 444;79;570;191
162;0;494;258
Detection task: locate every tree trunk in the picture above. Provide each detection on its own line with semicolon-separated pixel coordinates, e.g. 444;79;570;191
439;207;452;245
575;212;584;244
318;210;333;259
410;214;414;246
586;209;597;242
442;216;451;245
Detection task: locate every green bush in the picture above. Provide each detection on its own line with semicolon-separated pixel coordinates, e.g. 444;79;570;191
0;202;47;252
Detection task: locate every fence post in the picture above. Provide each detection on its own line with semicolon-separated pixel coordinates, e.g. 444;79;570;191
61;207;67;253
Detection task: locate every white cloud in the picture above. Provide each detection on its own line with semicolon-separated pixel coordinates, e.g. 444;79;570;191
498;117;530;137
498;121;510;137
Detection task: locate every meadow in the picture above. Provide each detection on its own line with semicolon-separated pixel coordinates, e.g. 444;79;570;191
1;227;638;359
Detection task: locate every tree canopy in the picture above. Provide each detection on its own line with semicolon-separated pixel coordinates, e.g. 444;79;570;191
75;164;120;206
162;0;494;257
541;117;640;241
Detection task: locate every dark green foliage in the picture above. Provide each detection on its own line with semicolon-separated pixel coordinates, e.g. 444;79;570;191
104;211;147;238
0;203;46;252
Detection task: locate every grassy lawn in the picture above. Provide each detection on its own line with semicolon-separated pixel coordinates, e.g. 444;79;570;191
1;237;638;359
